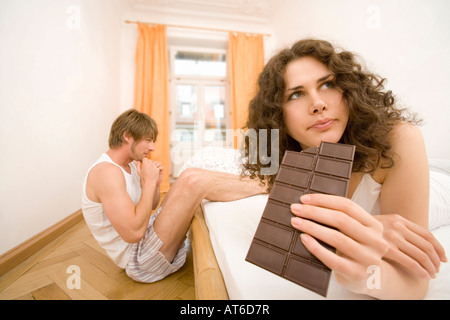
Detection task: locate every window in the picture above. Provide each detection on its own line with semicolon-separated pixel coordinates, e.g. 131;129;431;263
173;51;226;77
169;46;230;177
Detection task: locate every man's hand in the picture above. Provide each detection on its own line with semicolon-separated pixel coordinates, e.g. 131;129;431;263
136;158;160;188
152;161;164;187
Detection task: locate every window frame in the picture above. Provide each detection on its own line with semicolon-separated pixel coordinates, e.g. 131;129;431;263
168;45;231;178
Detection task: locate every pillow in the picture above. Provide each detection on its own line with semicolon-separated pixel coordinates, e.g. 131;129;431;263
429;159;450;175
177;146;244;176
429;167;450;230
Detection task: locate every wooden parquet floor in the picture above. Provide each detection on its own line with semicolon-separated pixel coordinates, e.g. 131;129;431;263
0;209;196;300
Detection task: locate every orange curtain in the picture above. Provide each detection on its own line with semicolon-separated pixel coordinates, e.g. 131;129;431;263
228;32;265;135
134;23;170;192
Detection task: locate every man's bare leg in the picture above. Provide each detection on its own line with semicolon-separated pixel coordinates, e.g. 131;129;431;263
153;168;266;262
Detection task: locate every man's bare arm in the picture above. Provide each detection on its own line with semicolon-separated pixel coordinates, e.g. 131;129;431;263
89;160;159;243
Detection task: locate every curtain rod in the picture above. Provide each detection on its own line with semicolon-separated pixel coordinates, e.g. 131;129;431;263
124;20;271;37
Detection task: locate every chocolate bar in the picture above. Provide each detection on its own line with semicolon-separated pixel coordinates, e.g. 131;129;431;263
245;142;355;297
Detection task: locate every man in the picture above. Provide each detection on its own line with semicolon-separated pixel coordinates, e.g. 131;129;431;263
81;109;264;282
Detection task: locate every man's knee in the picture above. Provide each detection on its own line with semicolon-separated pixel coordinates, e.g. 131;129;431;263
176;168;208;191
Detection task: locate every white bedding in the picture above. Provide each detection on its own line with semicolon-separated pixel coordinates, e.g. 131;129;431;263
181;148;450;299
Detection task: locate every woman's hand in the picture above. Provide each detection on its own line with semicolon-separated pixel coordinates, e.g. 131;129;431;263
374;214;447;279
290;193;389;295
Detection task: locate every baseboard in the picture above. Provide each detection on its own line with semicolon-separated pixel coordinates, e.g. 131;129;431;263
0;210;84;277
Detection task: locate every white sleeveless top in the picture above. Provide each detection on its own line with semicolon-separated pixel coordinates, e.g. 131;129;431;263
81;153;141;268
351;173;382;215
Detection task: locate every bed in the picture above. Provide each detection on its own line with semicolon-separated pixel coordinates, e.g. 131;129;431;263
186;147;450;300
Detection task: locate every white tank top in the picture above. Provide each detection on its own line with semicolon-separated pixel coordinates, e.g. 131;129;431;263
351;173;382;215
81;153;141;268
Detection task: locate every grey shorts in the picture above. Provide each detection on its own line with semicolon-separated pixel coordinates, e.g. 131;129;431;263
125;207;189;283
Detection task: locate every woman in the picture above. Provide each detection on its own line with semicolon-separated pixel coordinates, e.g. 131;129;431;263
243;39;446;299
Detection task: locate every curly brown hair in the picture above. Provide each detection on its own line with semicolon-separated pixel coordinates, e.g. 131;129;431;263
243;38;419;189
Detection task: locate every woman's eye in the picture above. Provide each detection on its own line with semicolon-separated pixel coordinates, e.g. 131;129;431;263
321;81;335;89
288;91;303;100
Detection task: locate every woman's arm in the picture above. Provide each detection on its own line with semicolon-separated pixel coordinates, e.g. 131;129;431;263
377;124;447;273
373;123;444;297
378;123;429;227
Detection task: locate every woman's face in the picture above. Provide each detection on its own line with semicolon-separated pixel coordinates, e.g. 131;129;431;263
282;56;349;149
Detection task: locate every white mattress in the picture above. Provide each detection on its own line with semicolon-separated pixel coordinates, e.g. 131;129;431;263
203;195;450;300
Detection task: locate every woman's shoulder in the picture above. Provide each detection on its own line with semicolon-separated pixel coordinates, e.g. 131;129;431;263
390;121;424;144
372;121;426;184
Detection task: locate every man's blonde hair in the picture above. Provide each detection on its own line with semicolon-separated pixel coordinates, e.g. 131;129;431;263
108;109;158;148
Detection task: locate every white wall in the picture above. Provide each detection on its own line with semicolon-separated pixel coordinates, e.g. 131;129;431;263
270;0;450;159
0;0;124;255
